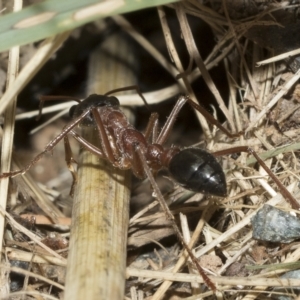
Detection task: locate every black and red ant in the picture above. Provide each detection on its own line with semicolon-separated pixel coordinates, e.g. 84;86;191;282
2;90;229;198
1;87;299;291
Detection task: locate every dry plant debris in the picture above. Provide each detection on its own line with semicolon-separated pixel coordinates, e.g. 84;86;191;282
1;1;300;299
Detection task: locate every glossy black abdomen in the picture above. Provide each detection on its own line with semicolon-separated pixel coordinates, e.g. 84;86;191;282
168;148;226;197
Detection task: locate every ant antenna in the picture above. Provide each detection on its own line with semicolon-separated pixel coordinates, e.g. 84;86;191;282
104;85;151;111
37;95;81;121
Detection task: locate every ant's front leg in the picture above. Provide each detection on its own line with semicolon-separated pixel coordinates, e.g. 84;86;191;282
64;135;78;197
0;109;91;179
68;130;104;158
66;128;125;196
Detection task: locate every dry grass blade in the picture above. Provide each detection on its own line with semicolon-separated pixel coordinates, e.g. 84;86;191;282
246;69;300;132
0;32;70;115
0;0;22;260
0;206;66;263
127;267;300;288
157;6;212;139
175;3;236;131
64;34;134;299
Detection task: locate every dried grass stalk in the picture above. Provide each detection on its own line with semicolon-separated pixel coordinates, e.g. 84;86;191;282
64;33;135;299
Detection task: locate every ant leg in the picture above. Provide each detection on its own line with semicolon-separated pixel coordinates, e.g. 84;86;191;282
185;96;242;138
135;144;216;291
156;96;188;145
37;95;81;121
156;94;242;146
91;108;116;163
69;109;123;167
68;130;104;157
144;112;159;143
0;109;91;178
64;135;78;197
65;130;119;196
213;146;300;210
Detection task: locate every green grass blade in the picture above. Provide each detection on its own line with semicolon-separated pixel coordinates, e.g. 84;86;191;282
0;0;178;52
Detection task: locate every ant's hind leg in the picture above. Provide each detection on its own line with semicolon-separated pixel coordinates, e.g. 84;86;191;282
213;146;300;210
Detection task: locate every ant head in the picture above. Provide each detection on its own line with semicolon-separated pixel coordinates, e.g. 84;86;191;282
85;94;120;108
69;94;120;126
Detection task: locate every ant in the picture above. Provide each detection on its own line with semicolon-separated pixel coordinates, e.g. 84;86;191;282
3;91;228;198
1;88;299;291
